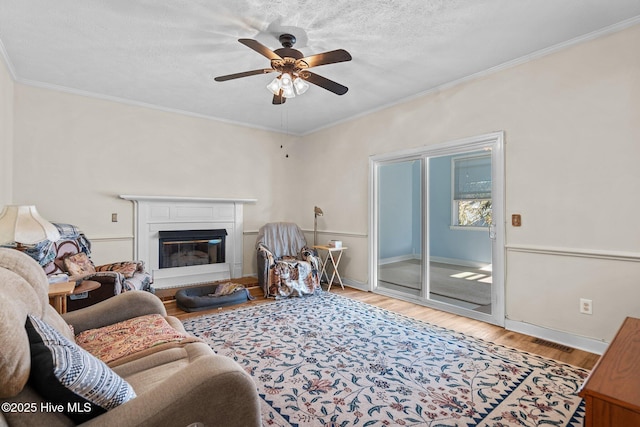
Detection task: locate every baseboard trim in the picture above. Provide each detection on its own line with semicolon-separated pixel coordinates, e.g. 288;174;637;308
379;254;417;265
378;255;489;268
343;277;369;291
505;319;607;355
429;256;488;268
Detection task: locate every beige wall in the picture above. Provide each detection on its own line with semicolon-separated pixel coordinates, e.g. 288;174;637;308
11;85;296;266
288;24;640;344
3;24;640;346
0;54;13;207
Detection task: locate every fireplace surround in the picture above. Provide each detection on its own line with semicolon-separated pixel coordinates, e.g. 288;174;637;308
120;195;256;290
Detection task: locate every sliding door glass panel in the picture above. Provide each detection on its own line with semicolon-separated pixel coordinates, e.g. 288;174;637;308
370;132;504;326
428;152;493;314
377;159;423;297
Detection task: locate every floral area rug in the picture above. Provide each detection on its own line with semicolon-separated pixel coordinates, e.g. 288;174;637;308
182;292;589;426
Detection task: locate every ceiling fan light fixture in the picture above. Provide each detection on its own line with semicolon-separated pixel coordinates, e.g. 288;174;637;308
267;73;301;98
280;72;293;88
266;77;281;95
215;36;352;104
293;77;309;95
282;85;296;98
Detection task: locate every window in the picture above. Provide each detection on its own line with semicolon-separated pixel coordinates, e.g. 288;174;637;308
452;154;492;227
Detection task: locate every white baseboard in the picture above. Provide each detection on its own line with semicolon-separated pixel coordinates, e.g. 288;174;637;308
342;277;369;291
379;255;488;268
430;256;488;268
379;254;418;265
505;319;608;355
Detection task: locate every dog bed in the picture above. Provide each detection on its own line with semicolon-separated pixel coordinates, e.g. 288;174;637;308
175;283;251;312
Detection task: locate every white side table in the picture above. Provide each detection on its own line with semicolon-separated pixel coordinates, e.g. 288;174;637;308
313;245;348;291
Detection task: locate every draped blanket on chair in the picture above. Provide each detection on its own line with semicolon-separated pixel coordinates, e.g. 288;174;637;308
256;222;321;299
257;246;321;298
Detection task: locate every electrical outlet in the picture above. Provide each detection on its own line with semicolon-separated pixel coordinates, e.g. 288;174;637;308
580;298;593;315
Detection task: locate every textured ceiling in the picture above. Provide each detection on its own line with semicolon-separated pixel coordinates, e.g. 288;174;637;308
1;0;639;135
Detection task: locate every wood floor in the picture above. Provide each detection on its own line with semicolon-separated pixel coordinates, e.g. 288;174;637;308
165;280;600;370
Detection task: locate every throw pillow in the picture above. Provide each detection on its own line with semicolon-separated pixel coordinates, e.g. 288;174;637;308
95;261;139;278
25;315;136;423
63;252;96;277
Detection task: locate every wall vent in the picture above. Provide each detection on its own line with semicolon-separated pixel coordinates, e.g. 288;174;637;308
531;338;574;353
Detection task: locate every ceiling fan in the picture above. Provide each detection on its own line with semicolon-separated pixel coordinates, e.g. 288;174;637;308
214;34;352;105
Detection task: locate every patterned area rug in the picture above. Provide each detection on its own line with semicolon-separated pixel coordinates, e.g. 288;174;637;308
182;292;588;426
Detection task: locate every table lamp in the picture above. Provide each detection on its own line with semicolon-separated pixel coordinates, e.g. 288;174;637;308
314;206;323;246
0;205;61;249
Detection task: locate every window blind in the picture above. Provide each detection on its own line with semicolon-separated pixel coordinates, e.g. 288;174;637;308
453;155;491;200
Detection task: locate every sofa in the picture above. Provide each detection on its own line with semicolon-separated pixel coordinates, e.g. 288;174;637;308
0;248;261;426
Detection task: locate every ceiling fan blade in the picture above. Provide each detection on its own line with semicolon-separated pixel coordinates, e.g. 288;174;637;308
300;49;352;68
238;39;282;61
214;68;275;82
272;90;286;105
302;72;348;95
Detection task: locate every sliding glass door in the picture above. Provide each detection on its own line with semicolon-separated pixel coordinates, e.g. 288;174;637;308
427;152;493;315
370;132;504;326
376;159;423;297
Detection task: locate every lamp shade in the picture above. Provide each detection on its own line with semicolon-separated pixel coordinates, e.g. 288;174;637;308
266;77;281;95
282;85;295;98
0;205;61;245
293;77;309;95
280;73;293;88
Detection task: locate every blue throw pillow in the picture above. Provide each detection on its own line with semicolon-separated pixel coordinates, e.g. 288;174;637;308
25;315;136;423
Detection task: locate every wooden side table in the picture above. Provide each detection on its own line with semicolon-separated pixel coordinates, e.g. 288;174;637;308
48;281;76;314
313;245;348;291
72;279;101;295
48;280;102;314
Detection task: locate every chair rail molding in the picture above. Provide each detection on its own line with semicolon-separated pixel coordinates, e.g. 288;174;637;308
505;244;640;262
119;195;256;289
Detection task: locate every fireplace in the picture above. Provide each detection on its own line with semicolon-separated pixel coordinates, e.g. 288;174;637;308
119;195;256;290
159;229;227;268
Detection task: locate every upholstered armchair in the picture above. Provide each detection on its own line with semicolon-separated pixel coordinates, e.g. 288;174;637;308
22;223;151;310
256;222;321;298
0;248;261;427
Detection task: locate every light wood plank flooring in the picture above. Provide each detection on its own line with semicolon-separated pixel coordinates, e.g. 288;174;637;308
164;281;600;370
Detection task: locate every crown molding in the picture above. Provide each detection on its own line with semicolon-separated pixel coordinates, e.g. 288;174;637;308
302;16;640;136
3;16;639;137
0;37;17;80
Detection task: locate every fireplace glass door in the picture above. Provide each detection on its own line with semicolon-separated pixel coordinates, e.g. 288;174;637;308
158;229;227;269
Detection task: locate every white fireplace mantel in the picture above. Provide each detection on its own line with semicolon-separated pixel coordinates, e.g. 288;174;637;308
120;195;256;289
120;195;258;204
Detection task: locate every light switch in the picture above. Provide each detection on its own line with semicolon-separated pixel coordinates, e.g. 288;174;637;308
111;213;118;222
512;214;521;227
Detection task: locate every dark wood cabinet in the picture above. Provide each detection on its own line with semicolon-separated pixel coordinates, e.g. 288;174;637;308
579;317;640;427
